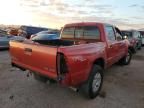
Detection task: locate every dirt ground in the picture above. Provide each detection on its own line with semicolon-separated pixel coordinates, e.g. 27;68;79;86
0;48;144;108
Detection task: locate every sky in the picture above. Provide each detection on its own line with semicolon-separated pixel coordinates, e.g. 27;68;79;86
0;0;144;29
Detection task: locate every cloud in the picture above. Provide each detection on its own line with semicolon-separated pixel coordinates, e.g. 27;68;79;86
129;4;139;7
20;0;114;16
129;4;144;12
130;16;144;20
141;5;144;9
11;0;144;30
20;0;40;7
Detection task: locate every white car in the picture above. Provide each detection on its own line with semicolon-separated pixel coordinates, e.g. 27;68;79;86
30;30;59;39
0;36;25;49
139;31;144;45
142;35;144;45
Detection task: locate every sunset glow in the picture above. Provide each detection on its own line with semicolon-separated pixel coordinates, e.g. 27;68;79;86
0;0;144;29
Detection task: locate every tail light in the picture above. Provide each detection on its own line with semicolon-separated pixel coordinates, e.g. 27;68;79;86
57;53;68;79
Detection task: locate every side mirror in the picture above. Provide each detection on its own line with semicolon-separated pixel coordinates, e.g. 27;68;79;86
123;35;128;39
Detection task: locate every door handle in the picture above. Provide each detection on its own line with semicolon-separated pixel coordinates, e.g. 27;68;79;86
24;48;32;52
109;45;113;48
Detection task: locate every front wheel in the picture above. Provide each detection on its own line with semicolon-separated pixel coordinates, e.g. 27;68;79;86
80;65;103;99
119;50;132;65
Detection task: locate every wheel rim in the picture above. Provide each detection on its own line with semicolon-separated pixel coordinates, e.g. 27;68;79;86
126;52;130;62
92;72;101;92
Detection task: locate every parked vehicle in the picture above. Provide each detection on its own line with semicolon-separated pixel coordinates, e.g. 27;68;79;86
20;25;48;39
121;30;142;53
139;31;144;45
9;22;131;99
0;35;25;49
30;30;59;39
34;30;59;35
7;29;19;36
135;31;142;49
0;29;7;37
18;29;27;38
31;33;60;41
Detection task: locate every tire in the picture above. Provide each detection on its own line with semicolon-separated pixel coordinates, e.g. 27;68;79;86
33;73;48;83
80;65;103;99
119;50;132;65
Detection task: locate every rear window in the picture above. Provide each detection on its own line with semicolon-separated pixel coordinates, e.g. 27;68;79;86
75;27;83;38
84;26;100;39
62;26;100;39
61;27;75;38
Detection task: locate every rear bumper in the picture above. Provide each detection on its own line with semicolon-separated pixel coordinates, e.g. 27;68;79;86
11;61;57;80
11;61;73;86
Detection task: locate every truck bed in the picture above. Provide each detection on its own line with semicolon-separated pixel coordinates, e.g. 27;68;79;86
10;39;106;85
33;39;74;46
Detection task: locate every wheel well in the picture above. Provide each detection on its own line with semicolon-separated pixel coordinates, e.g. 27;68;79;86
128;46;135;53
128;46;132;51
93;58;105;69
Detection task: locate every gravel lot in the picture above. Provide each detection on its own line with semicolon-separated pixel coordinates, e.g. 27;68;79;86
0;48;144;108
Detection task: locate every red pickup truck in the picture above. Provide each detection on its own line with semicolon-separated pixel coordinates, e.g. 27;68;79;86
10;22;131;99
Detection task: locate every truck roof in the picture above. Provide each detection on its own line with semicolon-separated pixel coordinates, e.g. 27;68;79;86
64;22;113;27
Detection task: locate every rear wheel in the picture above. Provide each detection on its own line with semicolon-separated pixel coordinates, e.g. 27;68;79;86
80;65;103;99
119;50;132;65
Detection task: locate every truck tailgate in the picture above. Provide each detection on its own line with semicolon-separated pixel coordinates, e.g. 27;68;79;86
10;40;58;79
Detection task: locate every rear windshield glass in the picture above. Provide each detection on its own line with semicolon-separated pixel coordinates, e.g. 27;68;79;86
61;26;100;39
75;27;83;38
84;26;100;39
61;27;75;38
